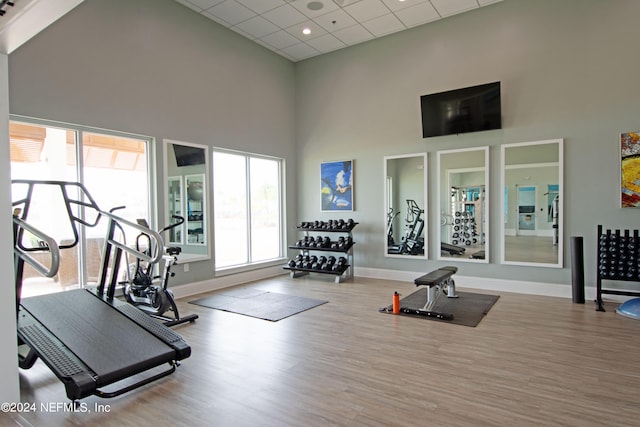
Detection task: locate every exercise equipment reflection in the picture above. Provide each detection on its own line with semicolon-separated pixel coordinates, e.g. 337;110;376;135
387;200;425;255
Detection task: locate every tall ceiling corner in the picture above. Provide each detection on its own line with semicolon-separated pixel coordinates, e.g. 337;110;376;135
0;0;85;55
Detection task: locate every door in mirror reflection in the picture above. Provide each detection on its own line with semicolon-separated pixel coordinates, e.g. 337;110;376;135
384;153;428;258
501;139;563;267
437;147;489;263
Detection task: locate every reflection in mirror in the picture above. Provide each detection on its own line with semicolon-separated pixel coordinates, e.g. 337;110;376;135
438;147;489;263
164;140;210;262
384;153;428;258
501;139;563;267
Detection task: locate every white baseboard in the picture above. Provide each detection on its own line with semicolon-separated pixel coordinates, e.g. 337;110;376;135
171;264;632;304
354;266;618;302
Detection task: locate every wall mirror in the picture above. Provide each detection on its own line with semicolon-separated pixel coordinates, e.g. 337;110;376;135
164;139;210;262
501;139;563;267
384;153;428;258
437;147;489;263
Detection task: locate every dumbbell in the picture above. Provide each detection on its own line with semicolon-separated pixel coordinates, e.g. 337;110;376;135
332;257;347;272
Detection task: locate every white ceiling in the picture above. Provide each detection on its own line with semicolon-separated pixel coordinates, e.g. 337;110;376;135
175;0;503;62
0;0;85;54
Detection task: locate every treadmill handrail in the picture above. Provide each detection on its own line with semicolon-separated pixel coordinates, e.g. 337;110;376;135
101;209;164;265
13;216;61;278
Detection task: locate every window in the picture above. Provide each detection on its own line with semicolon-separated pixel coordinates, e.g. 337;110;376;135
213;150;283;270
10;118;153;296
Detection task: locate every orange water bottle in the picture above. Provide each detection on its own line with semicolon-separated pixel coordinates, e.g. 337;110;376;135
392;291;400;314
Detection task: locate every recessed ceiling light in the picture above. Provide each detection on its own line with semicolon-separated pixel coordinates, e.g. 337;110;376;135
307;1;324;11
302;28;311;35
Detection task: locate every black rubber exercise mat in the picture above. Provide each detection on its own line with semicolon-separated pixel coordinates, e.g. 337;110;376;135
379;289;499;327
190;288;328;321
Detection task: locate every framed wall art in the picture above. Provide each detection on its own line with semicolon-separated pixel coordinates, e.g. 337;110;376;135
321;160;353;211
621;131;640;208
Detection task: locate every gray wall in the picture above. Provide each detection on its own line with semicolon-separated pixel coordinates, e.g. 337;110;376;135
8;0;296;285
7;0;640;291
295;0;640;289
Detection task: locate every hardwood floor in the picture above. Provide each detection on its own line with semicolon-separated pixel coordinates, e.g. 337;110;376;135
5;274;640;426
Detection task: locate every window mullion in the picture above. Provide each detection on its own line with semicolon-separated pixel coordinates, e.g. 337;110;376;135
245;156;252;263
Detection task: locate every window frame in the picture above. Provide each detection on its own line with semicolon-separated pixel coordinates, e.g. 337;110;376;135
9;114;156;288
212;147;286;275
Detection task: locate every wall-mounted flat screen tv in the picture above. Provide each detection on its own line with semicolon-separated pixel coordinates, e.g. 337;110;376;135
420;82;502;138
173;144;205;167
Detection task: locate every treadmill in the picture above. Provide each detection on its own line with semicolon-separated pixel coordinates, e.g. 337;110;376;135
13;180;191;401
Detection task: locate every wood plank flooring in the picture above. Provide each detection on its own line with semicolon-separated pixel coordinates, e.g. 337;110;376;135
5;274;640;427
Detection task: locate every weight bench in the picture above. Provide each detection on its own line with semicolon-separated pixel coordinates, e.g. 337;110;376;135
403;266;458;320
441;242;465;255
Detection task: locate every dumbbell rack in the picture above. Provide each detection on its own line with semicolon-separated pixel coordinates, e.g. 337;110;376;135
284;219;357;283
596;225;640;311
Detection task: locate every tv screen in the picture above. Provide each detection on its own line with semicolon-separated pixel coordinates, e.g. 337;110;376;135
173;144;205;167
420;82;502;138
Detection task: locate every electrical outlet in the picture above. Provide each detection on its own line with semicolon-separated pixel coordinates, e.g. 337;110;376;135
183;263;189;272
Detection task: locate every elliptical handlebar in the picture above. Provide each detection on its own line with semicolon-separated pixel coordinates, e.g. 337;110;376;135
160;215;185;234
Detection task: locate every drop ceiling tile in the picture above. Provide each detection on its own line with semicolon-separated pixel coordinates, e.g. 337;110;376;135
313;8;358;32
280;42;320;60
381;0;428;12
173;0;503;61
395;2;439;27
174;0;206;12
429;0;478;17
334;0;363;6
202;11;233;27
235;0;286;14
305;33;347;53
229;25;254;39
332;23;374;45
205;0;256;25
285;20;328;40
361;13;405;37
262;3;308;28
343;0;390;22
259;30;301;49
234;15;280;38
179;0;224;11
289;0;340;19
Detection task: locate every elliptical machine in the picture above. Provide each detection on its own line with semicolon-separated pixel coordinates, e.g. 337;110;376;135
124;215;198;327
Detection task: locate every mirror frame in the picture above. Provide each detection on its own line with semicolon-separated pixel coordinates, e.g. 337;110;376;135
500;138;564;268
383;152;428;259
437;146;490;264
163;139;211;262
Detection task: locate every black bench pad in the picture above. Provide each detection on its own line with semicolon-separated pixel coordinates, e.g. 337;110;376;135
414;266;458;287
